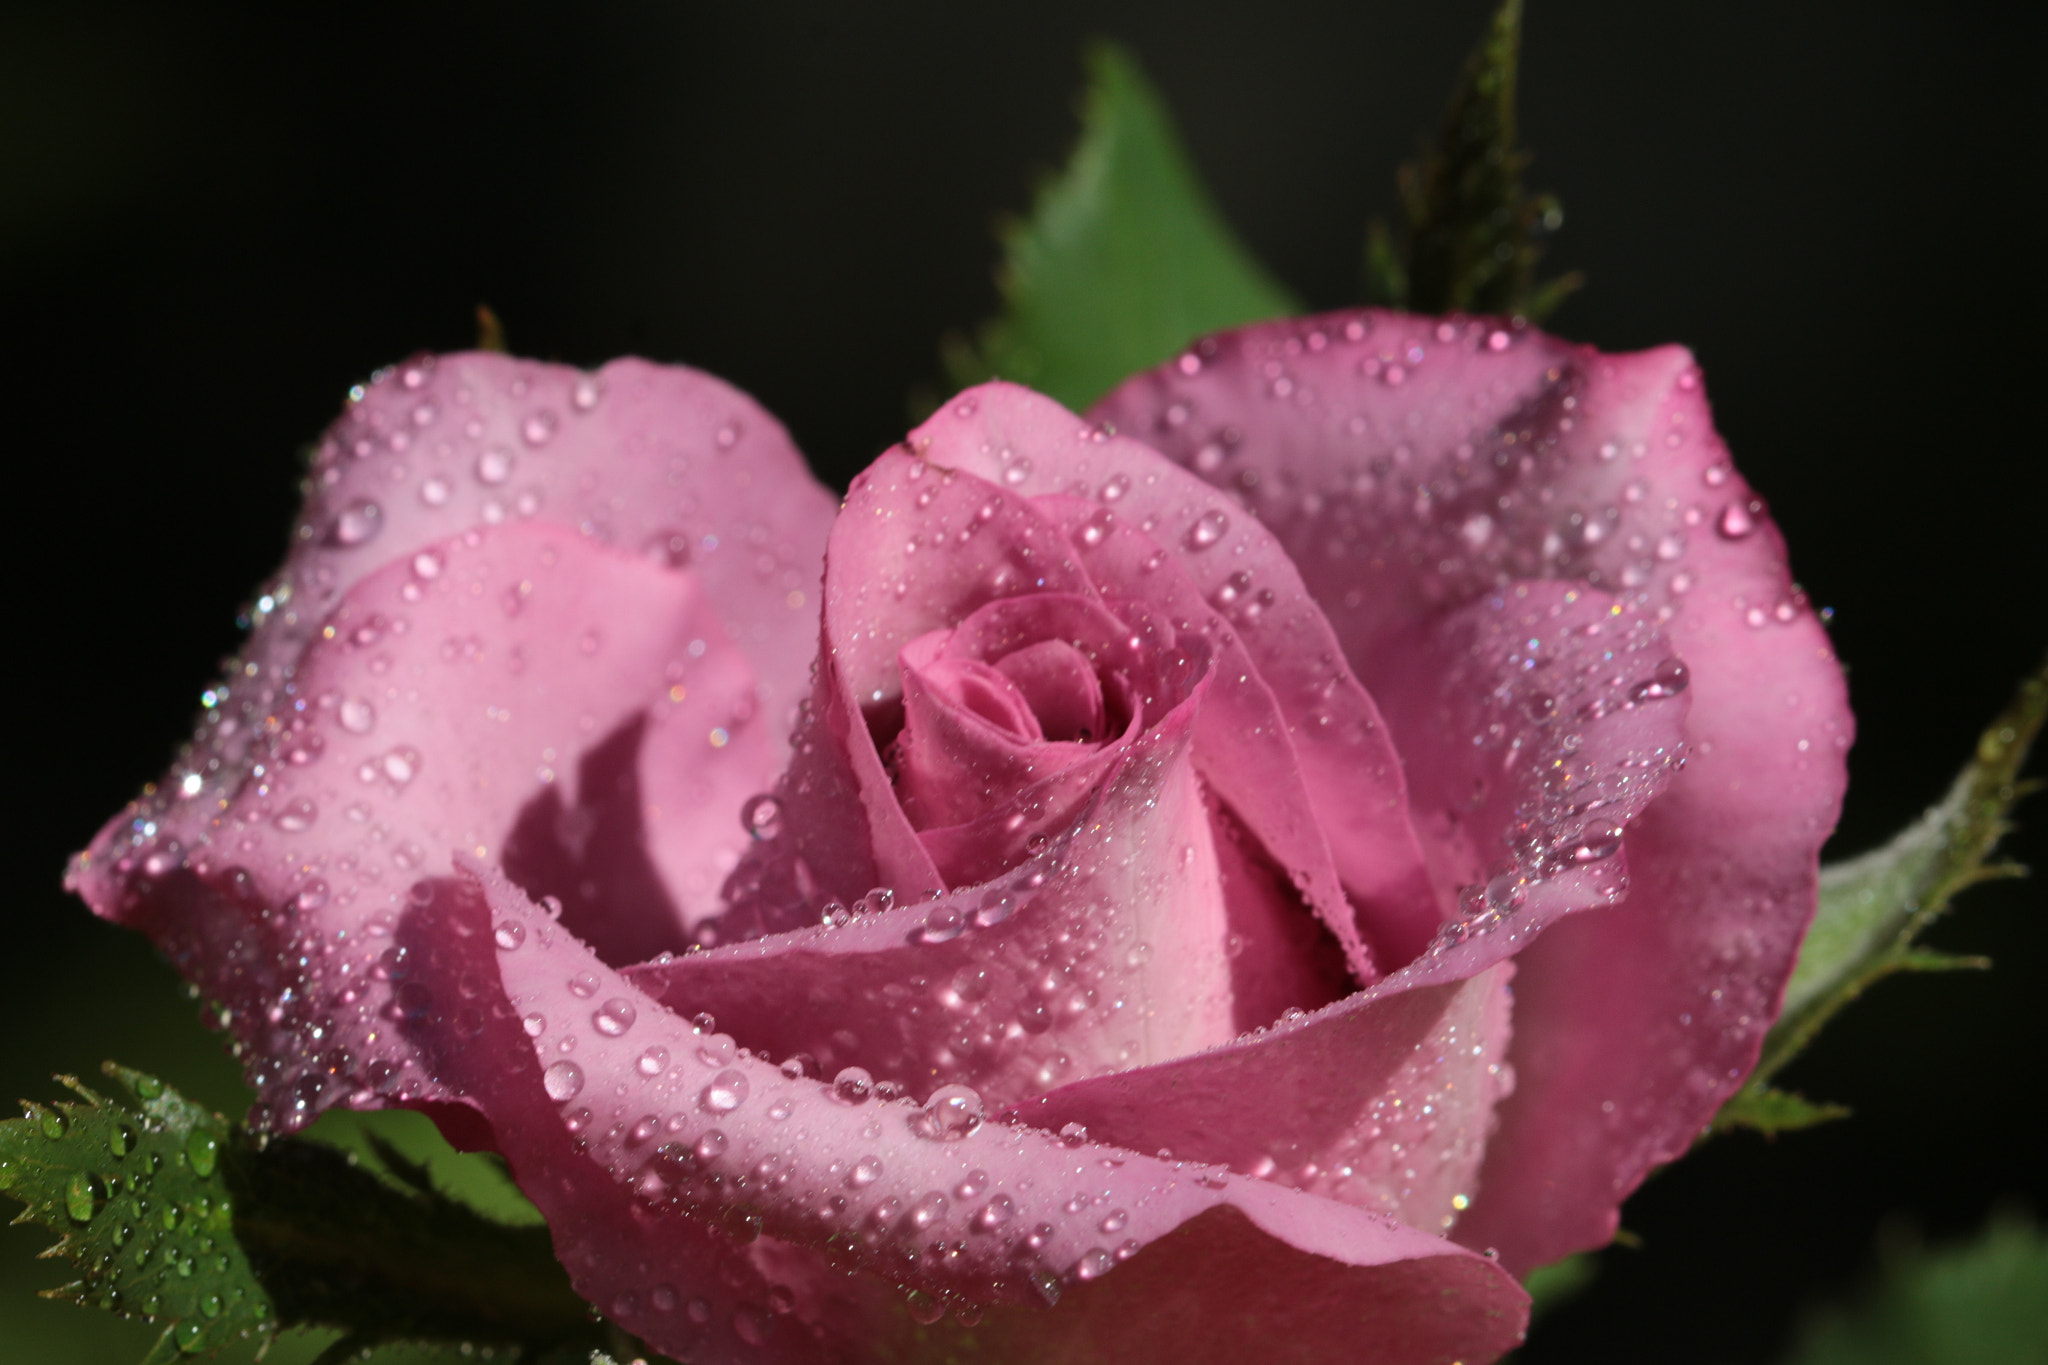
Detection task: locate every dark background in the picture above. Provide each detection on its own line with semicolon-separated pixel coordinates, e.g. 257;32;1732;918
3;2;2042;1361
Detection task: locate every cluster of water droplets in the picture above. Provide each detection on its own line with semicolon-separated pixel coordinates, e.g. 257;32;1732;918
1104;313;1821;647
28;1088;259;1355
491;903;1266;1337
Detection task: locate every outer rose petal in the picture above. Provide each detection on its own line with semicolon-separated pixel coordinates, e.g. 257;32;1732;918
399;865;1527;1365
1093;310;1851;1269
914;383;1445;974
71;522;774;1126
71;352;833;1128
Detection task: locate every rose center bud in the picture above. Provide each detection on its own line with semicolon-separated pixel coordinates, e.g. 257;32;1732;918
885;593;1146;886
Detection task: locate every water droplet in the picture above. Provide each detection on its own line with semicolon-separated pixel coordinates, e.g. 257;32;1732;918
1077;508;1115;547
909;1084;983;1141
1567;826;1623;863
1716;502;1756;539
475;446;514;485
568;972;600;999
494;920;526;951
185;1131;219;1178
916;907;964;944
972;1194;1016;1231
272;798;317;833
701;1069;749;1113
1629;657;1691;702
1184;508;1229;551
1002;459;1032;485
521;410;558;446
636;1046;669;1077
741;794;783;840
906;1289;944;1325
1058;1121;1087;1148
328;500;384;547
592;998;637;1036
571;376;601;411
1072;1248;1114;1281
543;1060;585;1101
339;697;377;734
1100;472;1130;502
419;475;451;506
694;1129;728;1163
65;1172;95;1222
523;1012;547;1037
1099;1208;1128;1233
848;1155;883;1188
832;1067;874;1105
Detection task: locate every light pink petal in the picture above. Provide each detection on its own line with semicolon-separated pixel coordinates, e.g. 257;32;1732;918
70;522;775;1130
993;639;1109;742
892;595;1139;834
1093;311;1852;1269
403;865;1526;1364
630;658;1246;1110
82;353;829;891
917;384;1443;974
1010;964;1513;1237
723;450;1105;923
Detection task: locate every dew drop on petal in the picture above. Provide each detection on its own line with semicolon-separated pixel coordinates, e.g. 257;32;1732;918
909;1084;983;1141
1185;508;1229;551
1716;502;1756;539
593;998;637;1036
701;1069;749;1114
832;1067;874;1105
543;1061;585;1101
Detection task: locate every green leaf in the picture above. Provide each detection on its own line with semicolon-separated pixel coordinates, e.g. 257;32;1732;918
1710;1085;1851;1137
0;1064;273;1362
1779;1215;2048;1365
3;1064;606;1361
1715;658;2046;1135
944;41;1299;412
1365;0;1581;319
1524;1252;1597;1322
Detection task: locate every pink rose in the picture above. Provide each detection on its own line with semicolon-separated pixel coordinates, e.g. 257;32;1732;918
71;310;1850;1364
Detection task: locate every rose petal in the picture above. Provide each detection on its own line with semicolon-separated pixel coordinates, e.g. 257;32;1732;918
405;864;1526;1365
893;594;1141;835
71;522;774;1129
912;382;1446;976
1010;963;1513;1236
1094;310;1851;1268
722;450;1106;925
632;657;1245;1108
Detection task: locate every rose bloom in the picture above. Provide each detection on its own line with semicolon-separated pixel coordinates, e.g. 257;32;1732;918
72;311;1848;1364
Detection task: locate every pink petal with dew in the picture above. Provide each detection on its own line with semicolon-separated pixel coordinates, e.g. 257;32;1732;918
71;522;774;1130
399;865;1527;1364
919;383;1445;973
631;655;1246;1111
723;449;1103;923
1094;310;1851;1269
1012;963;1513;1237
80;353;831;917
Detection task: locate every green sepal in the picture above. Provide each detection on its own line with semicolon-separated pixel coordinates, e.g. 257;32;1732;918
944;41;1299;412
1714;659;2046;1135
3;1064;607;1361
1364;0;1581;320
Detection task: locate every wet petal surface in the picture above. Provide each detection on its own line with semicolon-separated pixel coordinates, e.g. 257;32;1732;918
1093;310;1851;1268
